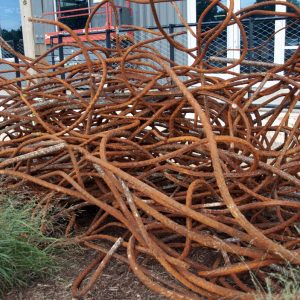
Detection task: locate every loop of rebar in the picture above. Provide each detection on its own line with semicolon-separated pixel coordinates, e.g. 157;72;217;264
0;1;299;299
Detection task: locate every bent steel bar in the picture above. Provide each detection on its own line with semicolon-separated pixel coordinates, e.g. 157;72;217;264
0;1;299;299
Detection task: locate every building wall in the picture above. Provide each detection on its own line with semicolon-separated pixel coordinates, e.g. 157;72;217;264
131;1;187;27
32;1;190;65
19;0;300;70
31;0;56;56
130;1;189;65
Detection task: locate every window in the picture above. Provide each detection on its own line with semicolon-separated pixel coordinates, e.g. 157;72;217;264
56;0;89;30
241;0;275;11
286;0;300;47
196;0;227;22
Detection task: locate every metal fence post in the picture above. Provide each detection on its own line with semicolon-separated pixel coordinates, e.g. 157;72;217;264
249;17;254;74
169;24;175;66
58;34;65;80
106;29;111;50
50;36;55;66
13;40;21;87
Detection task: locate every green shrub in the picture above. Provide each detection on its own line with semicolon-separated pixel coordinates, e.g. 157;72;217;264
0;195;59;295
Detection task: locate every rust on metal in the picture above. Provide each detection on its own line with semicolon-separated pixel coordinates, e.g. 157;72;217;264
0;1;300;298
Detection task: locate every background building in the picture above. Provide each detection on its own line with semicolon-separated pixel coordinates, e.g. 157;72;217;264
17;0;300;72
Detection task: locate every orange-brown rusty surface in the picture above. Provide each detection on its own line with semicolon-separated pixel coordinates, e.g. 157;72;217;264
0;1;300;299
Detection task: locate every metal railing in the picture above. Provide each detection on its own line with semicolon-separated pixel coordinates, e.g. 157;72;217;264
47;16;299;75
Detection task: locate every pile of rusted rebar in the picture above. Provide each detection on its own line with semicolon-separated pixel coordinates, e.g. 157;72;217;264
0;1;300;298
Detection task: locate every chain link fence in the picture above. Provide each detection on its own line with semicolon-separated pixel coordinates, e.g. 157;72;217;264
46;16;299;75
240;18;276;73
0;39;24;81
285;17;300;61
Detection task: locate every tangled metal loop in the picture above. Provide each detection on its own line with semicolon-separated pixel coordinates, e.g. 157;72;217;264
0;1;300;298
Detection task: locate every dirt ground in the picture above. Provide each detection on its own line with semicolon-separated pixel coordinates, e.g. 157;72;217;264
4;246;167;300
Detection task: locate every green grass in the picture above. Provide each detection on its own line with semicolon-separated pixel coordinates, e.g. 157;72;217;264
265;265;300;300
0;194;59;296
252;264;300;300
